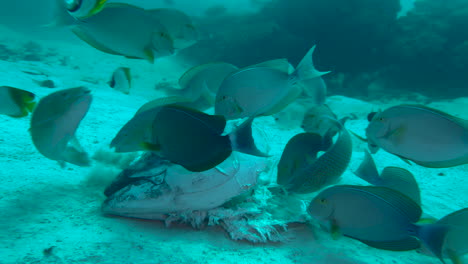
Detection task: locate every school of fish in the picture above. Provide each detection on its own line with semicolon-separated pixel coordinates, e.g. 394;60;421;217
1;0;467;263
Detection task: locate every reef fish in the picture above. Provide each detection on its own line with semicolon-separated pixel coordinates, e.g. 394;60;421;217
109;67;131;95
110;103;268;172
354;150;421;205
0;86;36;118
30;87;92;167
166;62;238;111
215;45;329;119
308;185;467;263
57;3;179;62
366;105;468;168
277;120;352;194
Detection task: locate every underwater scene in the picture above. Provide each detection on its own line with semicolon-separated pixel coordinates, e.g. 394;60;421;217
1;0;467;263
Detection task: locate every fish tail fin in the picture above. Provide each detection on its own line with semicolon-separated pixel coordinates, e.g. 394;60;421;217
414;223;450;263
229;118;269;157
294;45;330;82
354;150;381;185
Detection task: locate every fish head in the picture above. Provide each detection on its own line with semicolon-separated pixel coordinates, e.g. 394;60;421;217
214;94;244;119
365;110;391;142
308;190;335;222
102;179;176;220
64;0;108;19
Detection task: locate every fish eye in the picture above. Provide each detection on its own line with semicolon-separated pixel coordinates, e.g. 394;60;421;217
64;0;81;12
319;198;327;204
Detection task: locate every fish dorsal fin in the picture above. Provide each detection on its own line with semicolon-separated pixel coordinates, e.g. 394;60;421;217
103;3;143;10
354;150;381;185
71;27;123;56
438;208;468;227
380;167;421;206
163;104;227;135
401;104;468;129
277;133;323;187
345;185;422;222
244;58;293;74
136;96;194;115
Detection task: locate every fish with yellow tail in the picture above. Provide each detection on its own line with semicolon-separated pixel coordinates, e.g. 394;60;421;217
0;86;36;118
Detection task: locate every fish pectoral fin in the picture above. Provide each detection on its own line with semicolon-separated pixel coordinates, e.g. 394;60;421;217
141;142;161;151
143;46;155;63
352;237;421;251
330;220;342;240
387;125;407;145
349;130;368;142
397;155;413;166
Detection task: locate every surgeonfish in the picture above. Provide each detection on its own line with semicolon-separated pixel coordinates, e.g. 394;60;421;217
57;3;178;62
63;0;108;19
277;119;352;194
215;45;330;120
109;67;131;94
165;62;238;111
308;185;467;263
366;105;468;168
354;150;421;205
0;86;36;118
30;87;92;167
110;103;268;172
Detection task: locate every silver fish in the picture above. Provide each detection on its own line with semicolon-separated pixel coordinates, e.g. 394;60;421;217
61;3;176;62
366;105;468;168
215;46;329;119
165;62;238;111
30;87;92;167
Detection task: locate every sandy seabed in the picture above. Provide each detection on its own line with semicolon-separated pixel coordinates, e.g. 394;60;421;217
0;26;466;264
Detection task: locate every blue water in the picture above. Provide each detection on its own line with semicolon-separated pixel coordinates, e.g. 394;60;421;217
0;0;467;263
